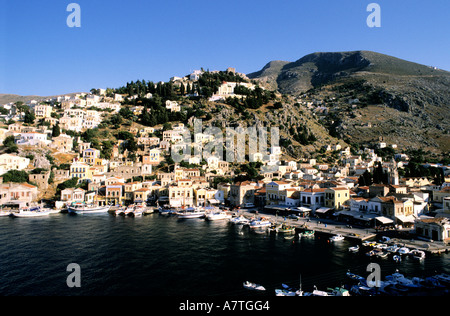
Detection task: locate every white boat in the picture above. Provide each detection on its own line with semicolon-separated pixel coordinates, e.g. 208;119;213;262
410;249;426;260
275;288;296;296
348;245;360;252
115;208;125;216
132;209;143;217
229;216;250;225
124;206;135;216
0;211;11;217
206;211;232;221
386;245;400;253
248;218;271;229
393;255;402;263
68;203;110;214
398;247;410;255
177;207;205;219
330;234;345;241
243;281;266;291
11;207;50;217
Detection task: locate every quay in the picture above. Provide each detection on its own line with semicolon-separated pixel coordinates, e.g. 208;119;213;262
237;210;450;254
238;210;377;241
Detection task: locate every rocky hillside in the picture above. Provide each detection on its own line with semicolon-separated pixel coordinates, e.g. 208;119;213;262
248;51;450;156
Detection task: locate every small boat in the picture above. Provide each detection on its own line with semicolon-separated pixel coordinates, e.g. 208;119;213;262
229;216;250;225
249;218;271;229
205;211;232;221
275;288;296;296
143;207;155;215
433;274;450;286
346;271;365;283
374;243;388;250
348;245;360;252
398;247;410;255
299;230;315;238
276;224;296;234
393;255;402;263
330;234;345;241
386;245;400;253
376;250;389;259
243;281;266;291
366;250;376;257
328;287;351;296
362;241;376;247
0;210;11;217
410;249;426;260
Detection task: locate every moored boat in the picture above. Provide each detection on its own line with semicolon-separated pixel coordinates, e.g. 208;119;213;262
68;202;110;214
330;234;345;241
348;245;360;252
276;224;296;234
229;215;250;225
248;218;271;229
243;281;266;291
205;211;232;221
299;230;315;238
176;207;205;219
11;207;50;218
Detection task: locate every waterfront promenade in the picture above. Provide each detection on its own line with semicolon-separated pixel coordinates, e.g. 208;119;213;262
237;210;450;254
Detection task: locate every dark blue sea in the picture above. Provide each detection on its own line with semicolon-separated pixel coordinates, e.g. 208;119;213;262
0;212;448;296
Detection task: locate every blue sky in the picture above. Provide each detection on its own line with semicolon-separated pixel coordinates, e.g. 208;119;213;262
1;0;449;96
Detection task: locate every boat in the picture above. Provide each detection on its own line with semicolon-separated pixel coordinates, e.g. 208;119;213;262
114;207;125;216
348;245;360;252
124;206;135;216
346;271;365;283
330;234;345;241
393;255;402;263
11;207;50;218
68;203;110;214
276;224;296;234
374;243;388;250
205;211;232;221
0;210;11;217
385;270;422;290
143;207;155;215
328;287;351;296
376;250;389;259
248;218;271;229
362;240;376;247
229;215;250;225
398;247;410;255
386;245;400;253
243;281;266;291
433;274;450;286
275;288;296;296
299;230;315;238
410;249;426;260
176;207;205;219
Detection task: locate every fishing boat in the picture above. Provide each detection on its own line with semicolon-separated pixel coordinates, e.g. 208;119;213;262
176;207;205;219
276;224;296;234
243;281;266;291
68;202;110;214
299;230;315;238
248;218;271;229
205;211;232;221
330;234;345;241
229;215;250;225
11;207;50;218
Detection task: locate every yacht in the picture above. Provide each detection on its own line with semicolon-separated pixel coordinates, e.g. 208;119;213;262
248;218;271;229
176;207;205;219
229;215;250;225
11;207;50;218
205;211;232;221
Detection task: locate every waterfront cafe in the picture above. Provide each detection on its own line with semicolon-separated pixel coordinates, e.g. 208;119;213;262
336;210;394;228
314;207;332;218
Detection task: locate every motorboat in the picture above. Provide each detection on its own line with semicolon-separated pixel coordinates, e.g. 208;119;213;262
243;281;265;291
410;249;426;260
348;245;360;252
376;250;389;259
362;240;376;247
386;245;400;253
275;288;296;296
205;211;232;221
229;215;250;225
68;203;110;214
11;207;50;218
176;207;205;219
0;211;11;217
385;270;422;290
143;207;155;215
346;271;365;283
398;247;410;255
248;218;271;229
374;243;388;250
330;234;345;241
393;255;401;263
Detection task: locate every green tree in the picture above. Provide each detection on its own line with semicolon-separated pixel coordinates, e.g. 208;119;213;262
52;123;61;137
24;110;35;124
2;170;29;183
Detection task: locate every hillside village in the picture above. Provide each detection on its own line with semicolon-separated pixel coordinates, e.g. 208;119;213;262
1;67;449;243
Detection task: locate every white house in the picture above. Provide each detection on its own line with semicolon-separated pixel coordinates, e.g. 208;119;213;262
0;154;30;175
16;132;50;146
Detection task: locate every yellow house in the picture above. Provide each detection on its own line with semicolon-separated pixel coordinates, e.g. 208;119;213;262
325;187;350;210
70;161;92;183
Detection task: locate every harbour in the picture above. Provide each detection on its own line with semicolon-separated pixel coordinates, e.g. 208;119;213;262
0;209;448;296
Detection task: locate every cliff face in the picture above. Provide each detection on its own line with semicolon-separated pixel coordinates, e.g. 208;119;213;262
248;51;450;155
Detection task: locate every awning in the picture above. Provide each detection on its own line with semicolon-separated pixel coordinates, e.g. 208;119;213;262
396;215;416;223
376;216;394;224
315;207;331;213
208;199;220;204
